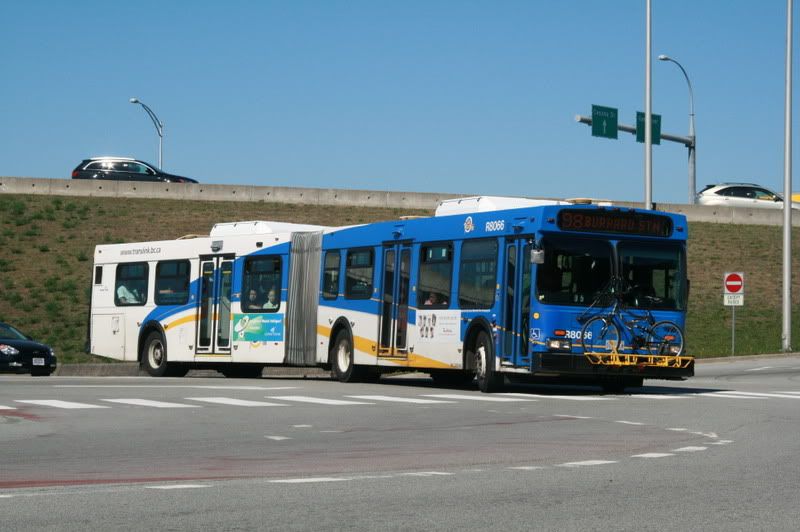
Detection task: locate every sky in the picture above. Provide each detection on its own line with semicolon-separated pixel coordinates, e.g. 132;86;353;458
1;1;797;204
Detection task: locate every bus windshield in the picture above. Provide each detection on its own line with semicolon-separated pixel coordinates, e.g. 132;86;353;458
618;241;686;310
536;237;613;305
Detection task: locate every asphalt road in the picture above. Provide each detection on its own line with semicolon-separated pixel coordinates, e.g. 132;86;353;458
2;356;800;531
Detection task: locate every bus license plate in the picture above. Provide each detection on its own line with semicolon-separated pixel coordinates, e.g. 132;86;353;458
33;358;45;366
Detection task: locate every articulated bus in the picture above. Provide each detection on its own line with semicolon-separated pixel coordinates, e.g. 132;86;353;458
89;196;694;392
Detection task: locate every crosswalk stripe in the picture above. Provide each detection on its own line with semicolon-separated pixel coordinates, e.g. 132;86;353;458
267;396;374;405
422;394;536;402
186;397;288;407
697;393;768;400
346;395;455;404
101;399;199;408
0;405;17;410
715;391;800;400
628;394;687;400
500;393;611;401
15;400;109;409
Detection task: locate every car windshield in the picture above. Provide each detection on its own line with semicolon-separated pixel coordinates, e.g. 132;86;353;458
0;323;27;340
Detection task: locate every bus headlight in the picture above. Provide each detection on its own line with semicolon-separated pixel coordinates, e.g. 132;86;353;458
546;338;572;351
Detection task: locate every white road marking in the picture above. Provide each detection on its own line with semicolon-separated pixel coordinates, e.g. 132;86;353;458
709;440;734;445
672;446;708;452
666;428;689;432
775;391;800;394
319;430;343;433
509;466;546;471
101;399;198;408
744;366;773;372
717;391;800;400
628;394;686;400
0;495;15;498
632;453;675;458
293;424;313;428
185;397;287;407
691;431;718;439
553;414;593;419
558;460;618;468
55;385;298;390
271;477;349;484
422;394;535;402
615;420;645;426
499;393;611;401
698;392;767;400
15;400;109;409
400;472;453;477
267;396;374;405
265;436;291;441
0;405;17;410
145;484;209;490
346;395;455;404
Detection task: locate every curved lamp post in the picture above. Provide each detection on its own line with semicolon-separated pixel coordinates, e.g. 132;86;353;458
129;97;164;169
658;54;696;204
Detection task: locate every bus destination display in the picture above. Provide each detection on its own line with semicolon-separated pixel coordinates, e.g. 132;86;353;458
556;209;673;237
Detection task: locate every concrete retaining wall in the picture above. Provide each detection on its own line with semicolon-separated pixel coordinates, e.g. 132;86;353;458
1;176;798;226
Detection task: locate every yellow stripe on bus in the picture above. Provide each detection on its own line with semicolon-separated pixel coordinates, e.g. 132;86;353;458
164;314;198;330
317;324;453;369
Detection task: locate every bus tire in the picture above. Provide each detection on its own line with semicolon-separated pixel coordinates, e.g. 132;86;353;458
331;330;356;382
142;331;169;377
473;330;503;393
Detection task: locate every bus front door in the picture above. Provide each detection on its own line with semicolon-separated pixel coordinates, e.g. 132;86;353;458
501;240;532;367
195;255;234;356
378;244;411;360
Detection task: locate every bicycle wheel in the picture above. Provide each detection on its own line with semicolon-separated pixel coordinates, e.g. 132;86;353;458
646;321;685;356
581;317;621;354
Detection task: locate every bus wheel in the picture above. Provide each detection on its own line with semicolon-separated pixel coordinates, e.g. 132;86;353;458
142;332;169;377
331;330;356;382
473;330;503;393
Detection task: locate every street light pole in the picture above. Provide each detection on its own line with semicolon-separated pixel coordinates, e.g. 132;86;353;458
129;97;164;169
658;54;696;204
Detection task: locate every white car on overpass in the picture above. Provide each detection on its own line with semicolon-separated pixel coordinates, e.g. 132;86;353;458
696;183;800;210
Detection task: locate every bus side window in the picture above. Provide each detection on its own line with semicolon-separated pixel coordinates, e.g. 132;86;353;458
345;248;374;300
242;255;282;312
155;260;190;305
322;250;341;300
115;262;149;306
458;239;498;309
418;242;453;308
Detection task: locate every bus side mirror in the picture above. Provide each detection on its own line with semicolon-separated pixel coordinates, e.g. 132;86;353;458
531;249;545;264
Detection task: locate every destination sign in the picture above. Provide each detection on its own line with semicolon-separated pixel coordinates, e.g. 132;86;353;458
557;209;673;237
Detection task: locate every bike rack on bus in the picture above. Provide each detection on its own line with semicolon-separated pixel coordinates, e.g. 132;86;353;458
583;349;694;369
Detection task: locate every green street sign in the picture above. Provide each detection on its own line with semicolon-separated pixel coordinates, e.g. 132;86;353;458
636;112;661;144
591;105;618;139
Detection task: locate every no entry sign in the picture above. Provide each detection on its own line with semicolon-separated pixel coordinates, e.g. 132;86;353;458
724;272;744;306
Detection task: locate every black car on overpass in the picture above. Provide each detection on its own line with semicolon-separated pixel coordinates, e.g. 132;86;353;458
71;157;198;183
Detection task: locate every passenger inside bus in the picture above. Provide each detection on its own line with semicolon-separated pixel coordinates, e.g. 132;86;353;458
245;288;262;310
263;287;279;310
424;292;447;306
117;284;140;304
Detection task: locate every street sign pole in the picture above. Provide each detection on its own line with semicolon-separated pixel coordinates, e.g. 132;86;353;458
724;272;745;356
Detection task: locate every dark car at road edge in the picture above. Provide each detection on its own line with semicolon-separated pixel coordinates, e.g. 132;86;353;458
0;322;57;376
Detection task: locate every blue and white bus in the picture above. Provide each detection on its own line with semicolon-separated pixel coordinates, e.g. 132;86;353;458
90;196;693;392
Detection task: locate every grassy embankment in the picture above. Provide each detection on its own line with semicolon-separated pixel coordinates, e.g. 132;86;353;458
0;193;798;363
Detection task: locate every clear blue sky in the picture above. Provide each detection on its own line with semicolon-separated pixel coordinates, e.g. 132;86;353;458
1;1;796;204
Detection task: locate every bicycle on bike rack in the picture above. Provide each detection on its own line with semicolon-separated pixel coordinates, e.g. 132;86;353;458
578;277;685;358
